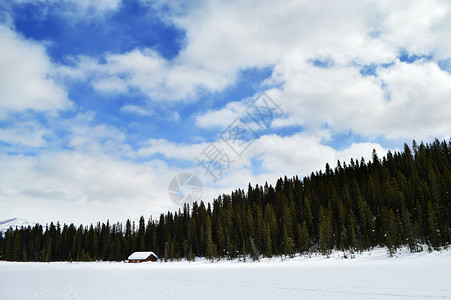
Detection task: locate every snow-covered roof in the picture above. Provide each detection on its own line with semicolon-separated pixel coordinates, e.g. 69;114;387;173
128;251;159;260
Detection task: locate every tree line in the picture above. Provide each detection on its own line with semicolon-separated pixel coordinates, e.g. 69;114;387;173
1;139;450;262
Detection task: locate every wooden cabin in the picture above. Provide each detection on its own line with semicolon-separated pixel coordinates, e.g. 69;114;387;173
128;251;159;263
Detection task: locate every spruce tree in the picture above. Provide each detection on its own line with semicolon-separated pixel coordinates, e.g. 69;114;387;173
299;221;310;254
205;216;216;260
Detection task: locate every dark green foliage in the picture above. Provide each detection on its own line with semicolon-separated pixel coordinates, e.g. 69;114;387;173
386;230;395;257
249;237;260;261
0;139;450;261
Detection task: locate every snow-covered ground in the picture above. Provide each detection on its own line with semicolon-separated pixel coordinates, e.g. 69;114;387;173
1;247;450;300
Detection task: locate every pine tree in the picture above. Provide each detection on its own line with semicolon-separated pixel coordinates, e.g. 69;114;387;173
264;225;272;257
427;201;440;248
2;138;450;262
319;207;333;256
283;225;295;258
163;238;170;262
205;216;216;260
386;230;395;257
249;237;259;261
299;221;310;254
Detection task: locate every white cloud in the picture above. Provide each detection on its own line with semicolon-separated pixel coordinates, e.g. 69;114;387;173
132;132;389;198
80;49;234;101
335;142;388;165
240;133;388;178
136;138;208;161
0;151;179;225
2;0;451;224
0;123;389;225
93;76;129;95
268;59;451;141
195;100;248;129
121;104;155;116
378;0;451;59
71;0;450;141
251;134;337;177
0;120;50;148
91;0;395;101
70;0;121;13
0;25;72;118
59;112;133;156
170;111;181;122
377;61;451;139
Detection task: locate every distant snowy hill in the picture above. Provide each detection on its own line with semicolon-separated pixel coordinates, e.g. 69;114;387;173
0;218;31;233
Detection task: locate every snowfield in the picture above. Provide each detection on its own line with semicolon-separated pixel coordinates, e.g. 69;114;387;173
1;247;450;300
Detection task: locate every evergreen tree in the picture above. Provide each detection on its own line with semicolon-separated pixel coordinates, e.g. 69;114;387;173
205;216;216;260
298;221;310;254
249;237;259;261
2;138;450;262
386;230;395;257
283;225;295;258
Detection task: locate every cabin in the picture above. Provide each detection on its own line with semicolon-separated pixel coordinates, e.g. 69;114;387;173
128;251;159;263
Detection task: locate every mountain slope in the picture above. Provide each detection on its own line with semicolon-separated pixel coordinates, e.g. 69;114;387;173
0;218;30;233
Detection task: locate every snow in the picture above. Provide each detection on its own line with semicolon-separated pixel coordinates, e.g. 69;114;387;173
128;251;159;260
0;218;31;234
1;247;450;300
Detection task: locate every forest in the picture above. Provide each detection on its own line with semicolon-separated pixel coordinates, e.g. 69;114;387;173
1;139;450;262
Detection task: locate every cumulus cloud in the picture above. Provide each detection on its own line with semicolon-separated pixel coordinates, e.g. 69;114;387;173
268;59;451;141
133;132;389;193
0;122;389;225
77;49;234;101
2;0;451;224
335;142;388;165
0;151;179;225
0;25;72;118
71;0;451;141
195;101;248;129
120;104;155;116
377;0;451;59
57;111;133;156
239;133;388;178
81;0;396;101
136;138;208;161
0;120;51;148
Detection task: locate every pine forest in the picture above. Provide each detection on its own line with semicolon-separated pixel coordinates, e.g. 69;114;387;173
1;139;450;262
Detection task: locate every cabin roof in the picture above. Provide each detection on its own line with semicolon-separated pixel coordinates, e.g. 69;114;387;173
128;251;159;260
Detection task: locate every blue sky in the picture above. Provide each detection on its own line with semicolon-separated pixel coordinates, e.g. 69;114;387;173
1;0;451;224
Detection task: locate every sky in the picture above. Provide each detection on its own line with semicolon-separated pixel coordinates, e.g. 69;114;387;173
1;0;450;225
